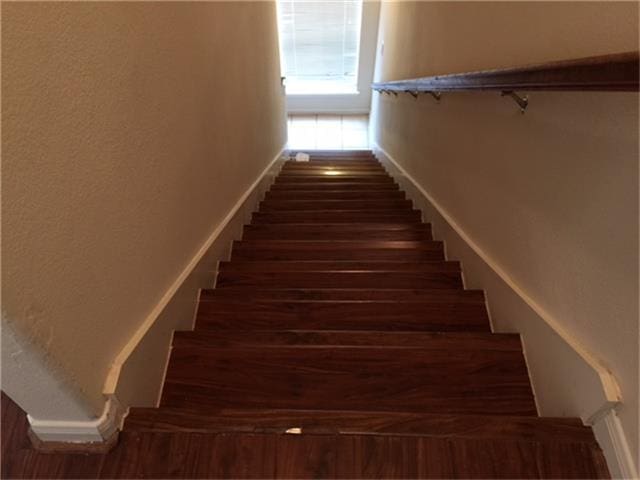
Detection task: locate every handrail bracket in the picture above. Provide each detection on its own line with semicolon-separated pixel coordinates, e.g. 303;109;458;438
501;90;528;113
405;90;440;101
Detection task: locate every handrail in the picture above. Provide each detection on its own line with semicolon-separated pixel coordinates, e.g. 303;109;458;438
372;51;639;112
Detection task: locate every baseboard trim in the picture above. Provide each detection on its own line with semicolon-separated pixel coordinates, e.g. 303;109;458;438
591;409;639;479
373;142;635;477
27;395;125;446
102;145;287;408
28;428;119;454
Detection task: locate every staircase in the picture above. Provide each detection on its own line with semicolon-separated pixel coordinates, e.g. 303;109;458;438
124;150;609;478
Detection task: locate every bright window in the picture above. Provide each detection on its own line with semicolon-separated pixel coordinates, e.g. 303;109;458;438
277;0;363;95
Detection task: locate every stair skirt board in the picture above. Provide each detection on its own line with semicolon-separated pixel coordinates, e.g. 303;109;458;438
95;147;288;415
373;143;634;479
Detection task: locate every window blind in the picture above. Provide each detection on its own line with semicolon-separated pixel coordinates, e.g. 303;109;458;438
277;0;363;94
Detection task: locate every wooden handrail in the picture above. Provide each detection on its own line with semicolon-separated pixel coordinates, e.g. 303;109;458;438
372;51;639;93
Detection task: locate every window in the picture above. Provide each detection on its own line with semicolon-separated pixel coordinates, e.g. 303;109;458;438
277;0;363;95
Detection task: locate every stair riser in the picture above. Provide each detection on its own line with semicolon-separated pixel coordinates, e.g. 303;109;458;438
259;200;413;211
252;212;422;223
216;272;462;289
196;316;489;332
278;173;391;179
195;299;489;331
231;249;444;261
167;385;533;415
291;160;379;164
265;191;406;200
236;240;440;248
174;331;521;350
203;288;483;302
287;151;374;157
285;157;377;162
242;231;432;241
218;261;458;272
275;176;395;184
281;169;386;175
270;183;400;191
244;223;430;233
282;164;385;169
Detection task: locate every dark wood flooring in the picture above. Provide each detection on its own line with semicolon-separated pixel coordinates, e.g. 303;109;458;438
1;150;610;478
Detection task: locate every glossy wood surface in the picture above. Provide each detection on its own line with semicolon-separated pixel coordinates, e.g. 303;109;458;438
373;51;639;92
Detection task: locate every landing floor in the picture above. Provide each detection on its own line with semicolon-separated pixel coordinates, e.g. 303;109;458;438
1;394;609;479
287;114;369;150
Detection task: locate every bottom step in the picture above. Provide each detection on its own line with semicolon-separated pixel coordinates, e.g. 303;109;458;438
125;408;595;444
105;430;610;479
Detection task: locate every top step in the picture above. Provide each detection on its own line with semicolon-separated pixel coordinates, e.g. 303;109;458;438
282;162;383;169
288;150;375;157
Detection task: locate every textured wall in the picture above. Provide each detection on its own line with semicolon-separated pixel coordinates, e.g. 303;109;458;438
372;0;638;462
2;2;286;416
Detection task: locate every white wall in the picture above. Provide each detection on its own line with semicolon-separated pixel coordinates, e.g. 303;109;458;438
371;1;638;474
2;1;286;432
285;1;380;114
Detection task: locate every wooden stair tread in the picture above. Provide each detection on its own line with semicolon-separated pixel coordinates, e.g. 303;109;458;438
265;190;406;200
125;408;594;443
266;187;402;193
282;163;385;169
217;260;457;272
242;223;432;240
173;330;521;349
287;149;375;155
275;176;396;183
202;287;485;301
284;159;380;163
231;248;442;261
104;431;609;478
270;182;399;190
0;392;610;478
244;222;429;230
251;210;422;223
278;172;391;178
160;345;536;415
242;230;432;241
230;240;444;261
195;300;490;332
259;199;413;210
233;240;441;249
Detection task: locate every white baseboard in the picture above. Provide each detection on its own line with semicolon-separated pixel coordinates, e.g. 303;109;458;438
27;395;125;444
101;146;287;409
373;142;636;478
592;409;639;479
